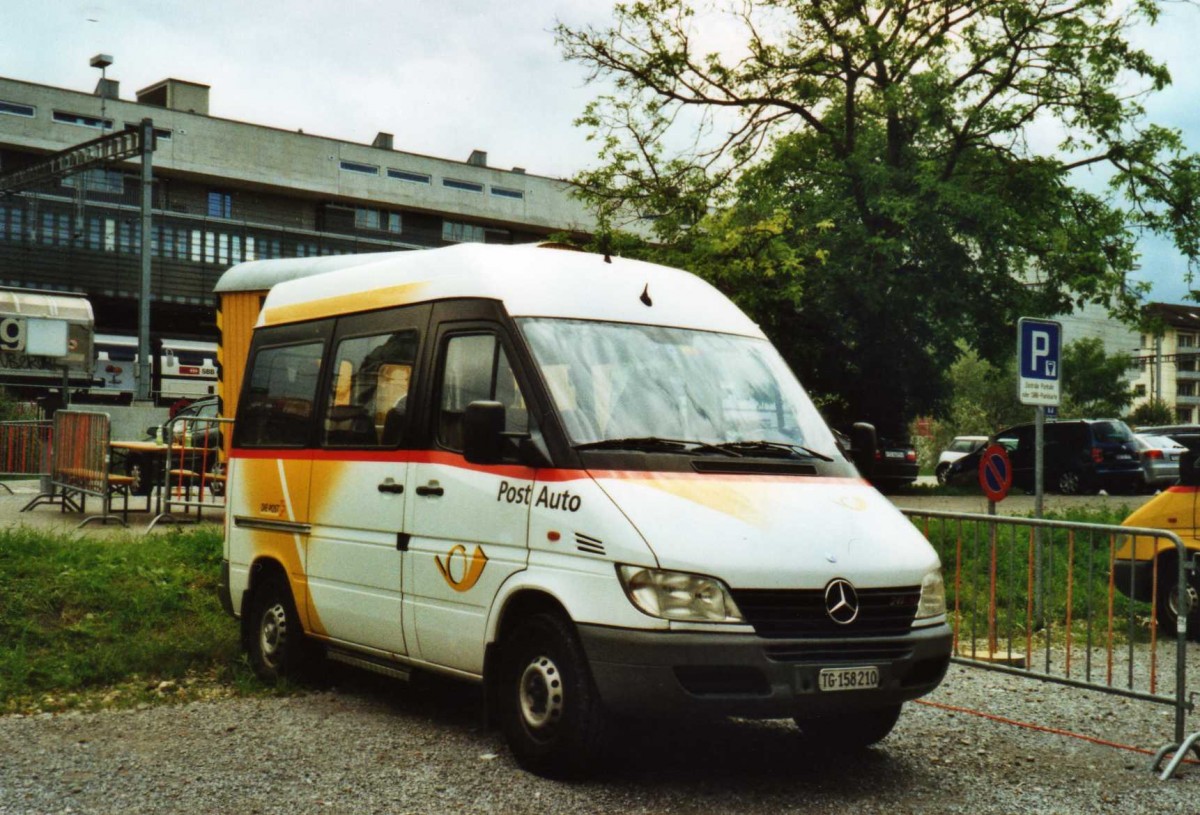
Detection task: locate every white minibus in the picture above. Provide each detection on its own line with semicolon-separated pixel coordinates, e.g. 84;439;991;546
219;243;951;776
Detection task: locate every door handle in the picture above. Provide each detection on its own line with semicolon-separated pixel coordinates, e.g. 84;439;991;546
415;483;444;497
377;480;404;494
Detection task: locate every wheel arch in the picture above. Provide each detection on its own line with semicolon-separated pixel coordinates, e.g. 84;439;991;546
482;587;572;727
240;556;292;647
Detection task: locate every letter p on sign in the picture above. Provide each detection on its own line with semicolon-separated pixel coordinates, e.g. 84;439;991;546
1017;318;1062;406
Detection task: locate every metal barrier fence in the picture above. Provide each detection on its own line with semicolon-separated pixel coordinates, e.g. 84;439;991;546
903;509;1200;777
36;410;135;526
0;419;53;493
147;412;233;531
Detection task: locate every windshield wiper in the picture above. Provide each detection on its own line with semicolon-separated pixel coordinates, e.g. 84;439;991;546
712;440;835;462
573;437;740;456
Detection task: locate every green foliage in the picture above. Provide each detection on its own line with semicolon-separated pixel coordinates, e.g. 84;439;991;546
560;0;1199;434
0;525;242;710
1126;397;1175;428
1059;338;1134;418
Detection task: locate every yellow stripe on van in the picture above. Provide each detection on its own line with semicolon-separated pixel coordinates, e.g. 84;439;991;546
262;282;430;326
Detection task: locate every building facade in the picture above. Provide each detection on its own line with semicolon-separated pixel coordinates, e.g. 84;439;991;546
1130;303;1200;423
0;72;599;339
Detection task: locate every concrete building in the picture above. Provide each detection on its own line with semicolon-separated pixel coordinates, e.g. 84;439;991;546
1131;302;1200;423
0;71;599;339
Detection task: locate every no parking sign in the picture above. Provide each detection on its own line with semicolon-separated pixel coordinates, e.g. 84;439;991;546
978;444;1013;502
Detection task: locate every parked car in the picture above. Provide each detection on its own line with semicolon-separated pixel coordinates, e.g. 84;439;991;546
935;435;988;485
945;419;1142;495
869;437;919;490
1132;433;1187;491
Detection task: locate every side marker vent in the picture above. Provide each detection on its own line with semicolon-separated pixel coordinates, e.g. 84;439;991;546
575;532;606;556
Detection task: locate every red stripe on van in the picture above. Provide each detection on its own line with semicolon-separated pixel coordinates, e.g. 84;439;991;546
1167;485;1200;493
229;448;866;485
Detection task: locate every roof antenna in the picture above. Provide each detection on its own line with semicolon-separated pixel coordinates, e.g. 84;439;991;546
640;284;653;307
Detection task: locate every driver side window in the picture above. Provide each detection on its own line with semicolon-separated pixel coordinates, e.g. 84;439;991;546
437;333;529;452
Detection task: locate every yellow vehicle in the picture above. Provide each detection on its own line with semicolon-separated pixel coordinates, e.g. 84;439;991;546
1117;448;1200;630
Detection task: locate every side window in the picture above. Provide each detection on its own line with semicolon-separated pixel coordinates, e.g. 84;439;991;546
240;341;324;447
438;333;529;451
322;329;419;447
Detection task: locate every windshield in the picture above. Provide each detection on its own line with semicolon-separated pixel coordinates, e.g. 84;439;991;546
518;318;840;456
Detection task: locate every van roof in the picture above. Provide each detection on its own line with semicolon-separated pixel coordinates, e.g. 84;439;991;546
250;244;765;338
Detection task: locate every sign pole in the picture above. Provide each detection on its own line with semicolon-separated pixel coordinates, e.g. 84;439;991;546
1034;404;1044;625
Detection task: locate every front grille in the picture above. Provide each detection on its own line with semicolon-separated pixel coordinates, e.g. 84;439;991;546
763;643;913;664
731;586;921;639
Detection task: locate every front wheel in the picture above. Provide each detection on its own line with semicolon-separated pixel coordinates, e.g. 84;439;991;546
1155;560;1200;638
498;612;611;777
1057;469;1084;495
794;704;902;749
935;463;950;485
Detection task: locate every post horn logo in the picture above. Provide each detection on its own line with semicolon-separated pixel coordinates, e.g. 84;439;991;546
824;578;860;625
435;544;489;593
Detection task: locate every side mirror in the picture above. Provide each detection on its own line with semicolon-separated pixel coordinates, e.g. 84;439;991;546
850;422;877;476
464;400;505;464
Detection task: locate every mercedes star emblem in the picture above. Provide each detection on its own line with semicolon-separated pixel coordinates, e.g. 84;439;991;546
824;578;860;625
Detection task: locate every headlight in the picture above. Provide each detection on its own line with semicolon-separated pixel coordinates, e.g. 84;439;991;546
616;565;745;623
916;569;946;620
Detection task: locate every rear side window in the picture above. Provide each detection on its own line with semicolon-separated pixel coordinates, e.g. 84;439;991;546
323;329;419;447
239;342;324;447
1091;421;1133;443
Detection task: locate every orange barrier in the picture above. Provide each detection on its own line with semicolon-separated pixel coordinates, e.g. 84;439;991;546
905;509;1198;778
146;412;232;530
37;410;136;526
0;420;53;492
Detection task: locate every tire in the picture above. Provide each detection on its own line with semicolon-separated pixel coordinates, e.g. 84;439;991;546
1057;469;1084;495
794;704;902;749
247;575;308;682
935;463;950;485
1155;560;1200;638
498;612;611;777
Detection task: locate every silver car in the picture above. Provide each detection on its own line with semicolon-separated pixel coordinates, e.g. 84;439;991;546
1133;433;1187;491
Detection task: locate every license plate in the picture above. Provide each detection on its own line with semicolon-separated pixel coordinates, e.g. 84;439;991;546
884;451;905;459
818;666;880;692
1116;454;1132;460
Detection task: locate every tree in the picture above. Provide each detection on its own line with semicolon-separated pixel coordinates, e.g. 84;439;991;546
1126;397;1174;427
1058;337;1133;417
559;0;1200;435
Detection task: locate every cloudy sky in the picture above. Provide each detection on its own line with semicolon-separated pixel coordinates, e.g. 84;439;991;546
3;0;1197;303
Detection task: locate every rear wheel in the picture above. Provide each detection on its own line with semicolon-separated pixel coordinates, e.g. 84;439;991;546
794;704;902;749
247;575;309;682
498;612;611;777
1057;469;1086;495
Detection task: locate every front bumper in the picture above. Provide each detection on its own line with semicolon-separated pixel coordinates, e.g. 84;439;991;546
578;622;952;719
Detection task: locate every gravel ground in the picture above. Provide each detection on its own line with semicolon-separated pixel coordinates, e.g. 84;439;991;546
2;485;1194;813
0;659;1197;815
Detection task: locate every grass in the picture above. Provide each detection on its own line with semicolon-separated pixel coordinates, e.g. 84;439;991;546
914;506;1161;645
0;524;277;714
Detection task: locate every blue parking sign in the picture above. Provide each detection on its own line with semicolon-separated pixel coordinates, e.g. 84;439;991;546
1017;318;1062;406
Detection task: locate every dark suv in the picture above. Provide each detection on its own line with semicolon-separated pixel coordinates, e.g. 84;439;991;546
947;419;1142;494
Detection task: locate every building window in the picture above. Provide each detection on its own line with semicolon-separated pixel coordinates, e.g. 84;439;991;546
63;168;126;195
124;123;172;141
1180;334;1196;348
354;207;401;234
442;220;485;243
1178;382;1196;398
207;191;232;219
52;110;112;129
0;100;35;118
1134;383;1146;397
491;186;525;200
388;168;430;185
1177;407;1194;423
443;178;484;193
1180;356;1197;373
339;160;378;176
